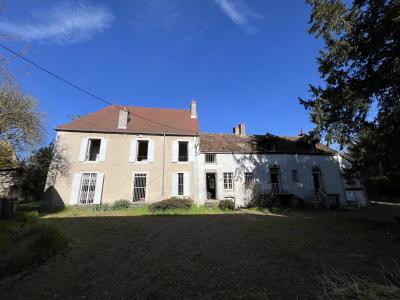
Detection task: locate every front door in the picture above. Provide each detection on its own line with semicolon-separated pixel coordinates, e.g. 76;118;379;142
206;173;216;199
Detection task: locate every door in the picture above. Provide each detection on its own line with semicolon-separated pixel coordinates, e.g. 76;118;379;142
206;173;217;199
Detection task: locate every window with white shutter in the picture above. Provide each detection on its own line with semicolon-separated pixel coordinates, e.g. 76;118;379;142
78;173;98;204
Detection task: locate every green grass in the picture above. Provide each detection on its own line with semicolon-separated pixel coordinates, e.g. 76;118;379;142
42;204;231;218
0;211;68;280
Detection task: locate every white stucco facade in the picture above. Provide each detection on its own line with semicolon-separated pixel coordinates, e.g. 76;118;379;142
196;153;360;207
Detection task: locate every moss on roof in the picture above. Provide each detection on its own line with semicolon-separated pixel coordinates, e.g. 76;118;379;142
0;141;20;170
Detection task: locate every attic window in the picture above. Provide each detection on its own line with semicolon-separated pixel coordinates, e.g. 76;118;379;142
86;139;101;161
205;153;216;164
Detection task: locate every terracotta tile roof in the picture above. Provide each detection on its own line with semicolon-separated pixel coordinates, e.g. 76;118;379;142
200;133;336;155
0;141;21;170
57;105;199;136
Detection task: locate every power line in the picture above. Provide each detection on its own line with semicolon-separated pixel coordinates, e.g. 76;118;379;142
0;43;113;106
0;43;199;134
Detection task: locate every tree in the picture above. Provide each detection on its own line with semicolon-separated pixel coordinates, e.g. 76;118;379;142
0;77;44;152
22;142;69;201
301;0;400;180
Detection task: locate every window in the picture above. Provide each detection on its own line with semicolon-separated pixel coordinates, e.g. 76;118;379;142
79;173;97;204
205;153;216;164
292;170;299;182
178;173;184;196
224;172;233;190
244;172;254;189
178;141;188;162
137;140;149;161
133;173;147;202
86;139;101;161
269;167;279;184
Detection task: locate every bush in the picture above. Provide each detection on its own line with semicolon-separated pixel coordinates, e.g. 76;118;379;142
218;200;235;210
149;197;193;212
112;199;131;210
89;204;111;212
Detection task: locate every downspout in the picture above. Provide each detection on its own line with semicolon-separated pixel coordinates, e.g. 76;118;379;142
162;132;166;200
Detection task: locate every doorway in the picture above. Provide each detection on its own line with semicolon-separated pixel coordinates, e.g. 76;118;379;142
206;173;217;199
312;167;321;192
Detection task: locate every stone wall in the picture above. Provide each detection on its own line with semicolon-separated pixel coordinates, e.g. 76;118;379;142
0;170;21;198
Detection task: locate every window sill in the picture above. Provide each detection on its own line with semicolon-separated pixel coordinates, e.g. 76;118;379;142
82;161;101;164
176;161;191;164
132;161;153;164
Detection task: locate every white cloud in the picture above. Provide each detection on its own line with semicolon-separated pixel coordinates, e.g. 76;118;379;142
0;2;114;45
214;0;261;33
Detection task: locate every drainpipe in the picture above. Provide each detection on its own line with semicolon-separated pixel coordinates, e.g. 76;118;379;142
162;132;166;200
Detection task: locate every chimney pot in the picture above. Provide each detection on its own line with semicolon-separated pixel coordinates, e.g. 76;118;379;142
190;99;197;119
233;125;240;135
239;123;246;137
117;108;129;129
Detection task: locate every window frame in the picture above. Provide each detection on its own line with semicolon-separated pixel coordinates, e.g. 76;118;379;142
178;173;184;196
132;172;148;202
205;153;216;164
136;140;149;162
292;169;299;183
78;172;98;204
178;141;189;162
86;138;102;162
244;172;254;190
223;172;234;190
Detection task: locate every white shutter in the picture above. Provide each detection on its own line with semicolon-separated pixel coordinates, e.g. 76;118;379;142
93;173;104;204
184;172;190;197
148;140;155;162
69;173;82;205
79;138;88;161
172;141;178;162
172;173;178;196
189;141;195;162
129;139;137;162
98;138;108;161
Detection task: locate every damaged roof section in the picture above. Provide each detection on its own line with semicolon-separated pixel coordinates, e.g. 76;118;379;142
200;133;336;155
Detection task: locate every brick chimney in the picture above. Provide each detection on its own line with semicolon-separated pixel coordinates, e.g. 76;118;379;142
239;123;246;137
190;99;197;119
117;107;129;129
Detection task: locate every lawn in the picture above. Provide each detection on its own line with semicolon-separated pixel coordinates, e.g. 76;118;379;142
1;204;400;299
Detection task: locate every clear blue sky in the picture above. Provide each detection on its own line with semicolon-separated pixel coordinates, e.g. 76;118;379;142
1;0;323;144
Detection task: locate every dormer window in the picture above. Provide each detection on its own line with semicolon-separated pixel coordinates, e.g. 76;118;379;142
86;139;101;161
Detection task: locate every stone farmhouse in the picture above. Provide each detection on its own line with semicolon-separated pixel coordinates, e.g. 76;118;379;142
45;100;366;208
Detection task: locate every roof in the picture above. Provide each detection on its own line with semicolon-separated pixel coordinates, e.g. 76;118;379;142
57;105;199;136
200;133;336;155
0;141;21;170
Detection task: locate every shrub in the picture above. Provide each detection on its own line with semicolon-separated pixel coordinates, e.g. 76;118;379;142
218;199;235;210
89;204;111;212
149;197;193;212
112;199;131;210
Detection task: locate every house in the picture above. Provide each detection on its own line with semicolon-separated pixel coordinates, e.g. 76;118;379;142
197;125;366;208
46;101;199;206
46;101;366;208
0;141;23;218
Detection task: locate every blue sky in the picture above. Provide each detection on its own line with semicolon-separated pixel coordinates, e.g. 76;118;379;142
1;0;323;144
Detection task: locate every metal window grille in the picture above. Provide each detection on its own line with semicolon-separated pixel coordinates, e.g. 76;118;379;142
178;173;184;196
224;173;233;190
244;172;254;189
205;153;216;163
133;173;147;202
79;173;97;204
